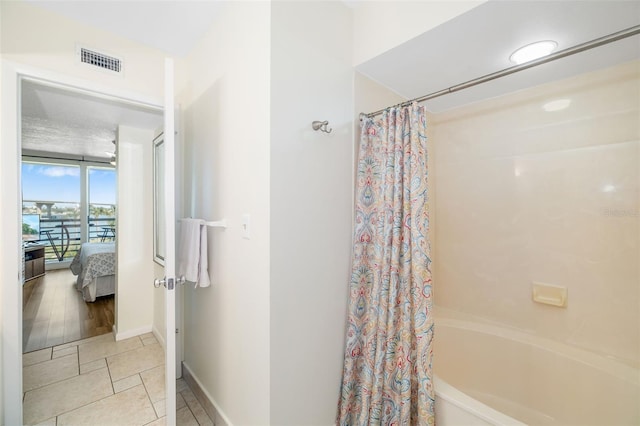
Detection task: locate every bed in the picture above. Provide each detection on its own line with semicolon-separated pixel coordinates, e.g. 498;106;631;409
70;242;116;302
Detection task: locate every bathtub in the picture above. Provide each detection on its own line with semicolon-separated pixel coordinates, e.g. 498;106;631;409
433;312;640;425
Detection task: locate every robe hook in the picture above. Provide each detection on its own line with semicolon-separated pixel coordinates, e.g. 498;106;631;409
312;120;332;134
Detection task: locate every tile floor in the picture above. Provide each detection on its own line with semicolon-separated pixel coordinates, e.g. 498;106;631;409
23;332;214;426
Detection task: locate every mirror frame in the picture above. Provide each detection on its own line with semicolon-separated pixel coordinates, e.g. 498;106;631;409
153;133;165;266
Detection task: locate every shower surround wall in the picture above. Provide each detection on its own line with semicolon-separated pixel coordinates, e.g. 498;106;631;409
433;61;639;366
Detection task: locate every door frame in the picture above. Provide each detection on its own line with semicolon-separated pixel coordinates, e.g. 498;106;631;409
162;57;177;426
0;60;168;425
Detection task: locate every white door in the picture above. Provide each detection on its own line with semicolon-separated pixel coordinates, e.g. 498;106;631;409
158;58;177;426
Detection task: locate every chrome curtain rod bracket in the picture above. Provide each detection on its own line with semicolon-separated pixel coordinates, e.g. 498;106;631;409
363;24;640;118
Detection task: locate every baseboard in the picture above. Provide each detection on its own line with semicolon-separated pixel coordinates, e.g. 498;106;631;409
151;325;166;351
112;324;153;341
182;362;233;426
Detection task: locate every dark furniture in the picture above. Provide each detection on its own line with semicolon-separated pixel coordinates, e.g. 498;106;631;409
24;244;45;282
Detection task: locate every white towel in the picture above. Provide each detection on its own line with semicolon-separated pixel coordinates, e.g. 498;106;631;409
177;218;211;288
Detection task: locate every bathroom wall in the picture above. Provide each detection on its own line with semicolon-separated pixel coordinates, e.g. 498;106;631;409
269;2;353;424
178;2;271;424
0;6;4;423
432;61;640;365
116;125;156;338
0;1;165;100
351;0;486;66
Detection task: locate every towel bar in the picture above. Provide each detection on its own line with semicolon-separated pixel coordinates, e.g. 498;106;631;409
205;220;227;228
179;218;227;229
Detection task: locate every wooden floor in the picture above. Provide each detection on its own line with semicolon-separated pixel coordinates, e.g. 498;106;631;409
23;269;114;353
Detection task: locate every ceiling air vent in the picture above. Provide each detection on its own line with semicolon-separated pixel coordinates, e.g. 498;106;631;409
77;46;123;74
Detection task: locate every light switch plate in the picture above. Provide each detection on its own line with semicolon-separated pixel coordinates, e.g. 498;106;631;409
241;214;250;239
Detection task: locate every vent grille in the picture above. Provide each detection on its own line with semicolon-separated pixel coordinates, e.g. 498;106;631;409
79;47;122;73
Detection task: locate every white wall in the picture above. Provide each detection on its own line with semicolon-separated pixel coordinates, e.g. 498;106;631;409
0;5;4;423
351;0;485;65
178;2;271;424
0;59;21;426
0;1;165;99
116;125;156;337
432;61;640;365
269;2;353;424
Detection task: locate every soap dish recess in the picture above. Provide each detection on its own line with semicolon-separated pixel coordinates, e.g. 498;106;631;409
532;282;567;308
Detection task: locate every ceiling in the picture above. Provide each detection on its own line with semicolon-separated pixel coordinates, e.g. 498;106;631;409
21;1;221;161
22;80;163;162
25;0;223;57
20;0;640;152
357;0;640;113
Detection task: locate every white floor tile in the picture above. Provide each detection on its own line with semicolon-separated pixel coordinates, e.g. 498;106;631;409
113;373;143;393
79;335;143;365
23;348;52;367
181;388;213;426
107;343;164;382
153;399;166;418
23;368;113;425
52;346;77;359
141;365;165;403
79;358;107;375
32;417;56;426
57;384;156;426
176;406;199;426
23;354;78;392
23;333;213;426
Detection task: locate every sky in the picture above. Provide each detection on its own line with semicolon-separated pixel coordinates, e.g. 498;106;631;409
22;163;116;205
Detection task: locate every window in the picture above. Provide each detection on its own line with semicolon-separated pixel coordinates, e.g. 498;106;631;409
22;160;116;263
89;167;116;242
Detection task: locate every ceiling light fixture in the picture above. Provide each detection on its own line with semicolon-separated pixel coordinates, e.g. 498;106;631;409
602;184;616;193
107;140;117;166
509;40;558;65
105;150;116;166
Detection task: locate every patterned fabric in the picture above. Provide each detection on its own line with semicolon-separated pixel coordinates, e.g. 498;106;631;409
337;103;434;425
70;243;116;300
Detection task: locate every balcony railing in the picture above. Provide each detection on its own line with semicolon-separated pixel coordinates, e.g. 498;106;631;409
39;217;116;262
38;217;116;263
23;201;116;263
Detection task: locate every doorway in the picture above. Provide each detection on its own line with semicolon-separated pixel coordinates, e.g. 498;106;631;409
20;79;162;355
0;64;170;425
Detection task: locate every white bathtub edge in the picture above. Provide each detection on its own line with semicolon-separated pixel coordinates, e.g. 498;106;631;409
434;375;526;426
436;316;639;386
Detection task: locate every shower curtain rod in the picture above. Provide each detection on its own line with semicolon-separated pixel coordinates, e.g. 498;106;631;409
363;24;640;118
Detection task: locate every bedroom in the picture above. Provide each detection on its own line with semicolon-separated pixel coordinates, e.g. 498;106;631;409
20;79;163;353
